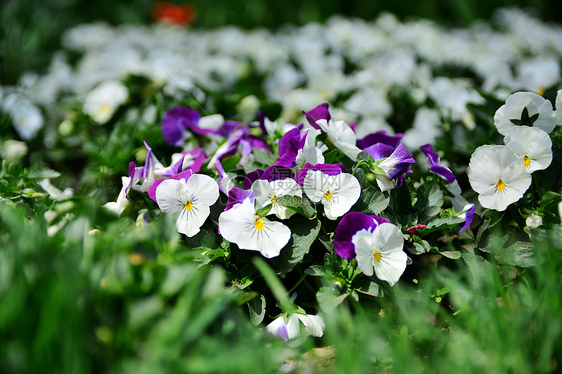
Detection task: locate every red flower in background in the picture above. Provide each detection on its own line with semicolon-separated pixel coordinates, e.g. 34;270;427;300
152;1;196;26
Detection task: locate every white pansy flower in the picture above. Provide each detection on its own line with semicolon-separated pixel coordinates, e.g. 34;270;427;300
494;91;557;135
83;80;129;124
353;223;407;286
468;145;532;212
155;174;219;237
303;170;361;220
218;198;291;258
104;176;131;216
316;119;361;161
525;214;542;229
295;127;325;166
251;178;302;220
265;313;325;342
37;179;74;201
504;126;552;173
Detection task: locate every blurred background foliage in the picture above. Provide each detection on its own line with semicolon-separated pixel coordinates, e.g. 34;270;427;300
1;0;560;84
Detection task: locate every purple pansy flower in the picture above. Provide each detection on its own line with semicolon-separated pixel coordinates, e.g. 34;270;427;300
276;128;309;167
262;166;294;182
148;169;193;202
334;212;388;260
419;144;456;184
225;187;255;211
243;169;265;190
459;204;476;233
357;130;404;149
162;106;201;146
363;142;416;191
207;126;272;169
303;103;331;130
294;163;345;185
127;141;165;193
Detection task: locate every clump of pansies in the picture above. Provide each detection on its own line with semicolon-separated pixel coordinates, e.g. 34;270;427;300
468;90;560;212
106;94;559;342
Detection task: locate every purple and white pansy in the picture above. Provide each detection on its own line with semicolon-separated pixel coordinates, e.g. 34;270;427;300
301;164;361;220
362;142;416;192
334;212;407;286
154;172;219;237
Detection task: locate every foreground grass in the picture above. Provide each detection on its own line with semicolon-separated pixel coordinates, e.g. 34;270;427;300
1;198;560;373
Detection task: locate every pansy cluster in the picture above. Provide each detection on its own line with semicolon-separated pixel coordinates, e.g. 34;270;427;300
468;90;561;211
104;101;488;341
1;7;560;347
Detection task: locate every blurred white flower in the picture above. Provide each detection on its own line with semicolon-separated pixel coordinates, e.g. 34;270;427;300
525;214;543;229
83;80;129;124
428;77;484;129
265;313;325;342
2;93;44;140
104;176;131;216
515;57;560;93
38;179;74;201
403;107;442;149
1;139;28;162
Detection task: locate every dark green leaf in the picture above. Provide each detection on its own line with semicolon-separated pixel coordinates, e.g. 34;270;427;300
276;195;316;219
353;186;390;215
272;218;321;277
414;182;443;221
495;241;536;268
247;294;266;326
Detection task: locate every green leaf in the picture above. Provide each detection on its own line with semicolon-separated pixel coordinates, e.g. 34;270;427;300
272;218;322;277
317;286;348;313
414;182;444;221
256;204;272;217
495;241;536;268
247;294;266;326
276;195;316;219
25;167;61;179
253;148;277;166
418;215;465;235
353;186;390;215
439;251;462;259
305;265;330;277
355;279;381;298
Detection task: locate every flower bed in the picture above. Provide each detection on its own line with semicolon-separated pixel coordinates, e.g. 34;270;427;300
1;7;561;373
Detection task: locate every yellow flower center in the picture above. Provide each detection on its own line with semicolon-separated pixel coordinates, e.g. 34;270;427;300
496;179;506;191
523;155;531;167
254;217;265;230
373;251;382;262
99;103;111;115
184;201;193;210
324;191;332;201
272;196;278;205
537;87;546;96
